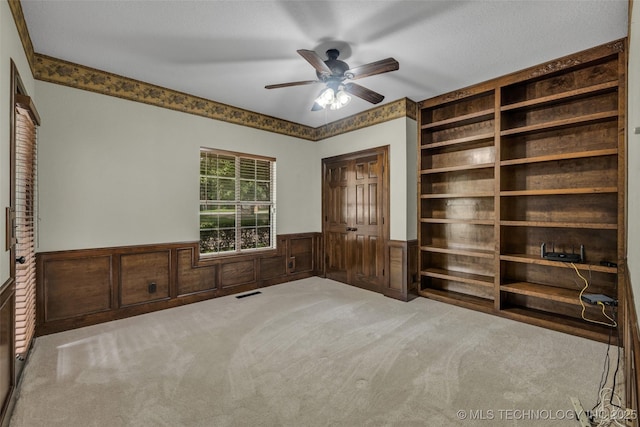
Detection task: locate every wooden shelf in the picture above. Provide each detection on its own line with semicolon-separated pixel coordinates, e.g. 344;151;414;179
500;220;617;230
499;254;617;274
499;307;615;344
417;43;623;343
420;245;495;259
500;111;618;137
421;109;494;130
420;162;494;175
500;187;617;197
421;192;494;199
420;268;494;288
501;282;582;306
500;148;618;166
421;132;494;150
501;81;618;112
421;218;494;226
418;288;494;313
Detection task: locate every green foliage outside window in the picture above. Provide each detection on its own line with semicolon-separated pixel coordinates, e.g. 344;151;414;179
199;150;275;255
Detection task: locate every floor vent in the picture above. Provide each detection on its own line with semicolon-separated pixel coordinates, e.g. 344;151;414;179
236;291;262;299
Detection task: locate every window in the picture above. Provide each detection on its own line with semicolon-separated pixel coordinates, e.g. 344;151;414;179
199;148;276;255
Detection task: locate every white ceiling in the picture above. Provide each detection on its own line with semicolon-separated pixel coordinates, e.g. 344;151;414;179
21;0;628;128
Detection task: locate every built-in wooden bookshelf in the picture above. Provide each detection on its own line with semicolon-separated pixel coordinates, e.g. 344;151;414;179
417;40;626;343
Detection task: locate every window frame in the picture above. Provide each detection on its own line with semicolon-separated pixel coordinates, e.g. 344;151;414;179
199;147;276;257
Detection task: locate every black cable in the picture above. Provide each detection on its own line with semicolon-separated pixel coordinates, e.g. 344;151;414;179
592;324;613;411
610;304;622;409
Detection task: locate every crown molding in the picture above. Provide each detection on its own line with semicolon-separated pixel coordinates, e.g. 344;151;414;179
7;0;36;74
33;54;415;141
34;54;319;140
9;1;414;141
316;98;416;140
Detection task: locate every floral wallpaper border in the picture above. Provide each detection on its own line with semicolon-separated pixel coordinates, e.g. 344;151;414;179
34;54;416;141
10;0;415;142
34;54;321;140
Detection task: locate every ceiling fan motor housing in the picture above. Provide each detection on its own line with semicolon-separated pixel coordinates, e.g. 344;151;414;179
316;49;350;81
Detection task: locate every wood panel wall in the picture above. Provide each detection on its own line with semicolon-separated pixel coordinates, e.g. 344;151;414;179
36;233;322;335
385;240;418;301
623;261;640;418
0;280;14;425
36;233;419;335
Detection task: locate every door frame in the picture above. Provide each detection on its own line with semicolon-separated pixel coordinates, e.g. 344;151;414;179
1;59;24;427
321;145;390;290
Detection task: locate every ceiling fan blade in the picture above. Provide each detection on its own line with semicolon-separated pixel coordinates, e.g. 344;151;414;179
345;57;399;80
344;82;385;104
265;80;320;89
297;49;332;76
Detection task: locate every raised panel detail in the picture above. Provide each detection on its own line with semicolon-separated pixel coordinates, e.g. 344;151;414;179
177;249;216;296
384;240;418;301
290;237;313;273
43;256;112;321
369;183;378;225
221;260;255;288
389;245;404;291
260;256;286;280
37;233;321;335
0;282;14;419
120;251;170;306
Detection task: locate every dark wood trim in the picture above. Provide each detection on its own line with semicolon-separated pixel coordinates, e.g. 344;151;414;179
417;39;626;344
322;146;390;294
36;233;321;335
2;59;30;427
623;261;640;417
14;94;40;125
419;38;625;109
384;240;418;301
0;280;15;426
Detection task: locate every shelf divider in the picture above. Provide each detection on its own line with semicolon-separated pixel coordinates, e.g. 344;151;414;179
500;148;617;166
500;111;618;137
421;132;494;150
422;109;494;130
500;81;618;112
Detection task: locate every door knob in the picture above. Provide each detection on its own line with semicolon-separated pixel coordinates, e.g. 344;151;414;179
346;227;358;232
16;256;26;264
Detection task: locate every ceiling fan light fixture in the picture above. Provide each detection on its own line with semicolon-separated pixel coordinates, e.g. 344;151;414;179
314;87;335;108
267;47;398;112
314;84;351;111
331;87;351;110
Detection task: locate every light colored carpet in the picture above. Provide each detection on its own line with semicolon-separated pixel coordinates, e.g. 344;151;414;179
10;277;617;426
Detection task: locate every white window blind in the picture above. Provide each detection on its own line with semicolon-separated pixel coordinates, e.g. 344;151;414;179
15;100;38;356
199;148;276;255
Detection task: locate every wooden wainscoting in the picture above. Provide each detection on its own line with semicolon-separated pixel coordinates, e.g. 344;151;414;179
36;233;321;335
623;261;640;419
0;279;15;425
384;240;418;301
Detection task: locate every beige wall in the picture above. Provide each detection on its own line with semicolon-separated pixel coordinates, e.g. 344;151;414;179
35;81;416;252
0;1;35;285
35;81;327;252
628;3;640;317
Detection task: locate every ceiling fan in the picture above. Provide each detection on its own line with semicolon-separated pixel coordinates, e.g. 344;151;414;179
265;48;399;111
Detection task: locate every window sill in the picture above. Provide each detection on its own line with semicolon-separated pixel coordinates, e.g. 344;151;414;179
197;247;278;265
